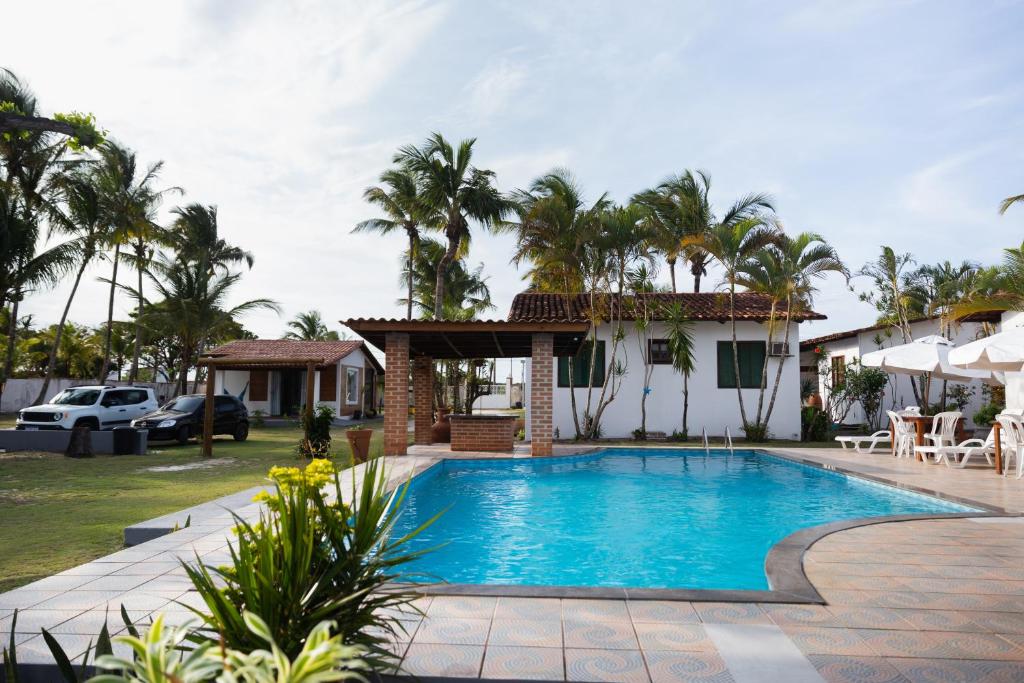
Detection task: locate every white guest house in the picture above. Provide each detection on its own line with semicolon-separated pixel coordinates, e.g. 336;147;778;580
798;312;1005;429
205;339;383;419
510;292;825;440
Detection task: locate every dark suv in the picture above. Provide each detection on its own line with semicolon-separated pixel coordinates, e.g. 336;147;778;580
131;394;249;445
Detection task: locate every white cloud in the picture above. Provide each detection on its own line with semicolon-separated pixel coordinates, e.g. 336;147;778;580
465;59;528;119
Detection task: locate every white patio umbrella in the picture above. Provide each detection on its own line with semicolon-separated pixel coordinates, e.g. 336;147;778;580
948;327;1024;372
861;335;994;382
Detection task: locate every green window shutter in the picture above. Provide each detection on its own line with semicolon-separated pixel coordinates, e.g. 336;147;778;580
557;356;571;387
591;341;605;387
742;342;766;388
717;341;736;388
572;345;591;387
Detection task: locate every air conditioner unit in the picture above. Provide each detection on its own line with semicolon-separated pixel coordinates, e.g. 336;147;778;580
768;342;790;357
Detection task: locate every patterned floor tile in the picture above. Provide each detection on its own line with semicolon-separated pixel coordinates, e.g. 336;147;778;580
762;604;839;627
488;619;562;647
692;603;771;625
644;650;734;683
427;596;496;619
495;597;562;620
400;643;484;678
413;617;491;645
628;601;700;624
807;655;908;683
564;619;640;650
633;623;714;652
892;609;989;632
887;657;1024;683
482;646;565;680
824;607;915;630
782;626;876;656
855;629;1024;660
563;600;631;622
565;648;649;682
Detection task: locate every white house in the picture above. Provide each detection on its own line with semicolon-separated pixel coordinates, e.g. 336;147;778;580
205;339;383;419
510;292;824;440
798;313;1003;429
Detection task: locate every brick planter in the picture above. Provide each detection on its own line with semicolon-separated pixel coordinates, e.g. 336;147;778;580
449;414;516;452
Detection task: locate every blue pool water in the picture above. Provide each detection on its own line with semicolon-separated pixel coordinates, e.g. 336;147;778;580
390;449;977;590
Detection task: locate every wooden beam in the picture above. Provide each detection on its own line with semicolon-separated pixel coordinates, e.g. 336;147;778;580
440;332;464;358
202;367;215;457
305;362;316;423
491;332;506;357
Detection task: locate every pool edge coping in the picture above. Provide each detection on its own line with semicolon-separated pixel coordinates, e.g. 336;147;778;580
391;446;1019;603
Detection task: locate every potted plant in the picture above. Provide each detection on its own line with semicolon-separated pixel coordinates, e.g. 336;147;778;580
345;423;373;464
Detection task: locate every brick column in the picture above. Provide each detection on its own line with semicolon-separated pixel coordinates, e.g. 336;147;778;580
530;333;554;457
384;332;410;456
412;356;433;445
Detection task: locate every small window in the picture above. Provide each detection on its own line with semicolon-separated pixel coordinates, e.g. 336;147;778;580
124;389;148;404
831;356;846;386
346;367;360;404
101;390;126;407
717;341;767;389
214;396;236;414
557;341;606;388
648;339;672;365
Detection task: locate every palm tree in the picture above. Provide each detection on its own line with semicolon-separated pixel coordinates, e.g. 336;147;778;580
168;203;253;274
93;140;176;383
398;237;494;319
662;302;696;437
738;232;846;430
1000;193;1024;214
33;168;111;403
684;217;779;427
284;310;340;341
636;171;773;292
354;168;436;320
145;253;279;396
953;241;1024;320
394;133;512;319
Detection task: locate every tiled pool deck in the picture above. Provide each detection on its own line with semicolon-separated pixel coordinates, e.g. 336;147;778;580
2;445;1024;682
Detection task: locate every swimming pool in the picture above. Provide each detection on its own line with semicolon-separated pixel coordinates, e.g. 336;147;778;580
390;449;978;591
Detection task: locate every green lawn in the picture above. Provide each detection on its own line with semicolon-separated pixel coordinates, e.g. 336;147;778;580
0;420;384;592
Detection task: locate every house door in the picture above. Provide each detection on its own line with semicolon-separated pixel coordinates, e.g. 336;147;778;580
278;369;303;417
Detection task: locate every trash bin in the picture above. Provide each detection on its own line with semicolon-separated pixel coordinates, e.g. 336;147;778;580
133;429;149;455
112;426;136;455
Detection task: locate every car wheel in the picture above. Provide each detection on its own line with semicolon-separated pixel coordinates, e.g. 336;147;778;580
176;425;191;445
233;422;249;442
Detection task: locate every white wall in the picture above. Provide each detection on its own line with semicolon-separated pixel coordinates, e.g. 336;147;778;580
1001;311;1024;411
472;378;518;411
1;378;185;413
528;321;803;440
812;319;991;428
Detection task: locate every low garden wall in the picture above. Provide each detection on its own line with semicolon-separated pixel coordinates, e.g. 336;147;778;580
449;414;516;452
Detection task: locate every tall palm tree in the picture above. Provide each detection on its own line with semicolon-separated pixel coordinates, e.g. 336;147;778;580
93;140;176;383
737;232;846;430
394;133;512;319
284;310;340;341
953;241;1024;320
398;237;494;319
685;217;779;427
34;168;111;403
354;168;436;320
636;171;773;292
1000;193;1024;214
168;203;253;274
662;302;696;437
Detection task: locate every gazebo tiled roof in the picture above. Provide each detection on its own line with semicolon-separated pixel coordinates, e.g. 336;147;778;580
508;292;826;324
203;339;379;370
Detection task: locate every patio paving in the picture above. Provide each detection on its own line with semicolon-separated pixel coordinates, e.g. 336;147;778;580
1;445;1023;682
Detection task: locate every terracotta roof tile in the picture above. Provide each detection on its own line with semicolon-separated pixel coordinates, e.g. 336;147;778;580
205;339;366;366
507;292;826;323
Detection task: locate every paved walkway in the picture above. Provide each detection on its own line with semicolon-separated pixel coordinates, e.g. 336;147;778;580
1;445;1023;682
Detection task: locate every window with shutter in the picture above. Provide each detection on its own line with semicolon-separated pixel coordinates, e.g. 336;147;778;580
717;341;767;388
648;339;672;364
557;340;606;388
250;370;268;401
319;364;337;401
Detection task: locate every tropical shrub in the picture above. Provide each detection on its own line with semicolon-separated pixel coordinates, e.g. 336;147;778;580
801;406;831;442
299;404;335;458
842;364;888;429
741;421;770;442
182;458;442;669
88;612;365;683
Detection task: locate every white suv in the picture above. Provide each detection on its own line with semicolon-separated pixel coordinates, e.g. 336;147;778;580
16;386;159;432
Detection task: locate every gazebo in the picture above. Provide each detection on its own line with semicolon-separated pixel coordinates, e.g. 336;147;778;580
344;318;589;456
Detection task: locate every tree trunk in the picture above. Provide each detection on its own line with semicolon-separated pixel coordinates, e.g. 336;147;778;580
668;257;677;293
130;244;144;382
763;296;793;426
191;339;206;393
407;230;415;321
691;259;703;293
36;260;88;404
433;232;459;320
753;301;777;427
97;243;120;383
178;344;191;396
682;372;689;437
729;283;748;425
2;296;20;408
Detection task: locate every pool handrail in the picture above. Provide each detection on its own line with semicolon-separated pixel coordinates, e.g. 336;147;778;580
725;426;734;454
701;427;709;454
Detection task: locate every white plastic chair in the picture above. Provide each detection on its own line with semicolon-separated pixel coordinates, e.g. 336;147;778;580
995;413;1024;479
924;411;961;449
835;430;892;454
901;406;922;416
887;410;915;459
921;428;996;468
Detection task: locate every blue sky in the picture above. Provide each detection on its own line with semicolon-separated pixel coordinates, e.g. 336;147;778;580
8;0;1024;348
